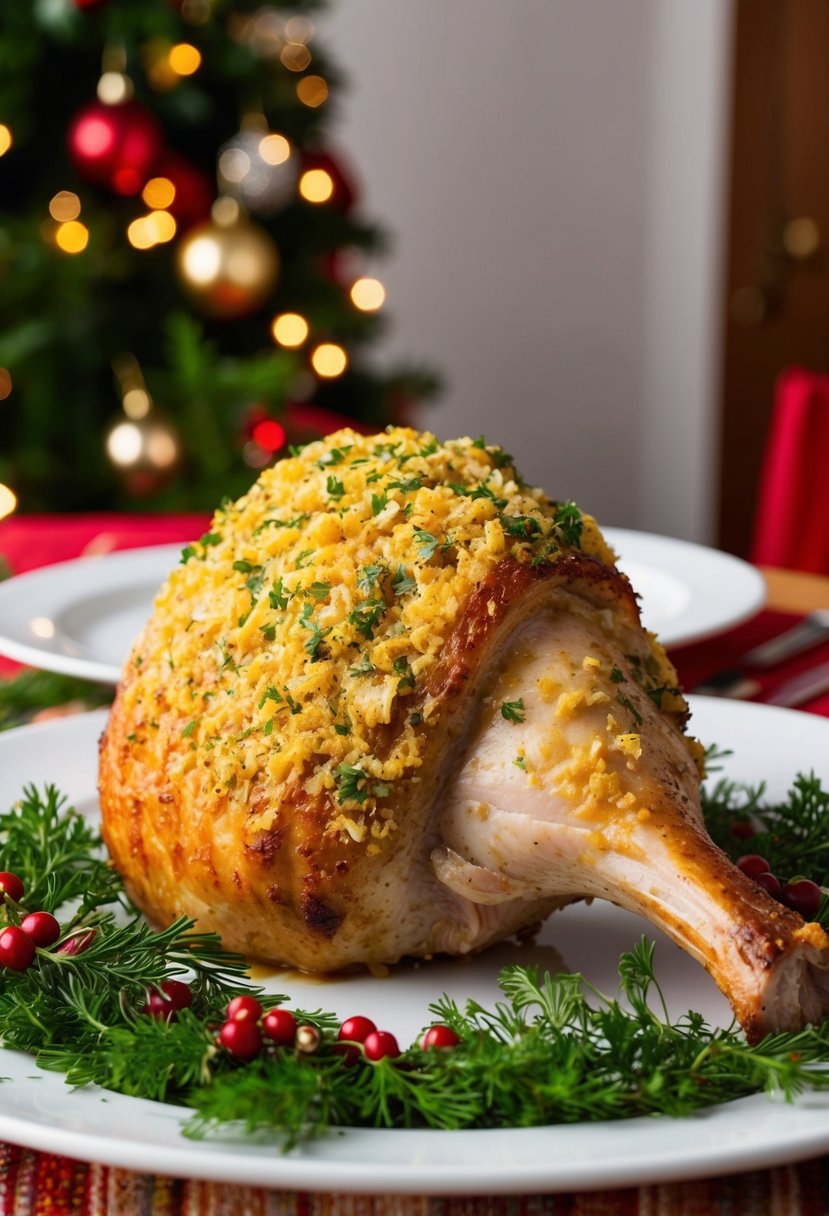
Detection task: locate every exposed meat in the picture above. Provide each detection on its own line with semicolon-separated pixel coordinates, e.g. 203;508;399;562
98;428;829;1042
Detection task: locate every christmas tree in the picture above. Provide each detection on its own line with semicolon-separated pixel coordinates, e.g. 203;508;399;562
0;0;438;513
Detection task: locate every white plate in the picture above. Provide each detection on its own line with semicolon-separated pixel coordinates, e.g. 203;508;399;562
0;530;764;685
1;697;828;1193
604;527;765;648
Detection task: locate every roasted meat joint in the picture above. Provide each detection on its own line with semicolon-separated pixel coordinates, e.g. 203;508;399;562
99;428;829;1040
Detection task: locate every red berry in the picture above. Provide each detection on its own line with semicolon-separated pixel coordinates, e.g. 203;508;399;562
20;911;61;948
0;872;24;903
219;1017;263;1061
160;979;193;1010
362;1030;400;1062
754;871;782;898
226;995;263;1023
737;854;771;880
337;1015;376;1043
0;925;36;971
335;1015;378;1064
143;979;193;1020
422;1024;460;1050
782;879;823;921
262;1007;297;1045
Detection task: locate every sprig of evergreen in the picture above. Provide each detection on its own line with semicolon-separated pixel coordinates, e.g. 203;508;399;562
4;775;829;1146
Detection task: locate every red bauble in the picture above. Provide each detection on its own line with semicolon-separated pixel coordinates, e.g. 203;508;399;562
301;149;357;214
68;101;163;196
75;0;109;8
155;153;214;230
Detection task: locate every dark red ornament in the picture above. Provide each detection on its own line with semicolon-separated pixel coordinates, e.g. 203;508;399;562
301;149;357;214
782;879;823;921
736;854;771;880
74;0;109;8
68;101;163;196
154;152;213;230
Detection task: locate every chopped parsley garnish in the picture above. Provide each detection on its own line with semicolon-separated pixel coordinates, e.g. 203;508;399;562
611;668;625;684
180;531;223;563
182;719;198;738
501;699;525;723
553;501;583;548
358;563;387;594
392;565;416;596
258;685;283;710
371;490;388;516
334;763;391;806
348;600;385;641
326;476;345;500
316;446;350;468
295;549;314;569
349;656;376;678
259;624;276;642
513;754;528;771
388;476;422;494
269;578;291;611
254;513;310;536
285;693;303;715
393;657;416;692
498;513;542;539
413;529;440;560
305;581;331;602
616;691;644;727
300;604;332;661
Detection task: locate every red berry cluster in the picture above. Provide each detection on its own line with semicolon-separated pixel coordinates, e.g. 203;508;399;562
0;871;61;971
217;995;304;1062
736;854;823;920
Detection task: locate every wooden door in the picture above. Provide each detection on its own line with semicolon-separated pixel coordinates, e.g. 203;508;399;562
718;0;829;557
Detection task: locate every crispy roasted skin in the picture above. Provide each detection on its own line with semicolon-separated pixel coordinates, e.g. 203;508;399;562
99;429;829;1040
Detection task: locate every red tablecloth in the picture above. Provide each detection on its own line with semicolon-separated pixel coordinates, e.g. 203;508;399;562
2;515;829;1216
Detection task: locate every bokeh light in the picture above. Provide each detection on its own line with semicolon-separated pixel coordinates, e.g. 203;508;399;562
0;484;17;521
311;343;347;378
0;126;12;157
299;168;333;204
49;192;81;222
252;418;286;452
281;43;312;72
169;43;202;76
271;312;309;347
296;76;328;108
97;72;132;104
142;177;176;209
259;134;291;165
350;277;386;311
0;369;12;400
55;221;89;254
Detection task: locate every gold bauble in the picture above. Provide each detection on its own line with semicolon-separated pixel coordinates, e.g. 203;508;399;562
175;211;280;319
105;411;182;498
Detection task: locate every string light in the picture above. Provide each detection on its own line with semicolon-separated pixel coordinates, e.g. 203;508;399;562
296;76;328;108
299;168;333;204
107;422;143;465
169;43;202;76
0;369;12;400
0;126;12;157
49;192;81;222
311;343;347;378
142;177;176;209
0;484;17;521
55;221;89;254
271;313;309;347
284;16;314;43
123;388;151;419
259;134;290;165
350;278;386;311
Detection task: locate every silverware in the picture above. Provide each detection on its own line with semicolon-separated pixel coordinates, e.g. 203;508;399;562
692;610;829;698
764;659;829;708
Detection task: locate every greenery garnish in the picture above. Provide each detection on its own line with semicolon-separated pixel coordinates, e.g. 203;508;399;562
3;770;829;1148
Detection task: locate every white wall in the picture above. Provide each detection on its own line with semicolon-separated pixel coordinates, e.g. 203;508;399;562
323;0;733;540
